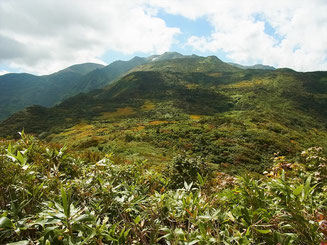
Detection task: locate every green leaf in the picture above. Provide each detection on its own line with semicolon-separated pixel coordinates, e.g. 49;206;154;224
7;241;30;245
73;214;93;223
304;175;312;194
188;240;200;245
7;143;12;154
16;151;28;165
43;226;59;237
175;228;184;235
134;215;141;225
245;226;251;236
0;216;13;229
293;184;303;196
197;172;204;186
256;229;272;234
160;227;170;233
61;186;70;217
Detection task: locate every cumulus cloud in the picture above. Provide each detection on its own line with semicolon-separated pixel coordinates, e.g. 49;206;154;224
150;0;327;71
1;0;326;73
0;0;180;74
0;70;9;76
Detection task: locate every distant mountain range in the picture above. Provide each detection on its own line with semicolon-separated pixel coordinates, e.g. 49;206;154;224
0;52;278;121
0;63;103;121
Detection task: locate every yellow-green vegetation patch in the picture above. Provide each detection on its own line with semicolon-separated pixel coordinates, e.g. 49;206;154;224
65;118;73;122
208;72;222;77
226;79;264;88
133;125;145;131
56;123;94;137
51;123;96;143
95;127;108;134
148;120;169;125
99;107;134;119
141;100;155;111
189;115;202;120
185;83;198;89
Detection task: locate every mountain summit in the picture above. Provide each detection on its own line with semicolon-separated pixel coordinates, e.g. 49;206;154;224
0;53;239;121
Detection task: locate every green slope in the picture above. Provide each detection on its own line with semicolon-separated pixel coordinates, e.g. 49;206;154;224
229;62;276;70
0;63;104;121
56;62;105;75
0;55;326;169
131;55;240;73
1;54;327;245
0;52;195;122
72;57;148;93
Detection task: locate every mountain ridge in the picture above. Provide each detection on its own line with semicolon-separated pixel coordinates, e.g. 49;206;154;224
0;63;104;121
0;53;241;121
55;62;105;75
0;56;326;168
229;62;276;70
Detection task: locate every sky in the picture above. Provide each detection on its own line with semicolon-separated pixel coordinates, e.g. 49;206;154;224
0;0;326;75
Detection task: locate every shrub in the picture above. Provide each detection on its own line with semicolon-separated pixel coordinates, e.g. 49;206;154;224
168;154;209;188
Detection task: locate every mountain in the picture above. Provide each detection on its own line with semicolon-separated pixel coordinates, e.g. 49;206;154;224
71;52;219;93
1;55;326;170
132;55;240;73
56;62;105;75
229;62;276;70
0;53;194;122
0;63;104;121
71;56;148;93
1;55;327;245
147;51;185;61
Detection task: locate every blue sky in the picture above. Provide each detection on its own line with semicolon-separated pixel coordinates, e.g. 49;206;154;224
100;12;230;65
101;11;283;65
0;0;326;75
100;12;284;65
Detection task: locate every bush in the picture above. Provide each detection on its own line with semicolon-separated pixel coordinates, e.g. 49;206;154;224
168;154;209;188
0;134;327;244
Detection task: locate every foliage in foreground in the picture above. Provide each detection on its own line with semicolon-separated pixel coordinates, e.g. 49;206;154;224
0;133;327;244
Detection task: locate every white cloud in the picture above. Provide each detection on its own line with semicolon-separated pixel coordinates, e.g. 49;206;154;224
1;0;326;73
0;0;180;74
150;0;327;71
0;70;9;76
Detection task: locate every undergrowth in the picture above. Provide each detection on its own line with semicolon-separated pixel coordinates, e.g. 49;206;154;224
0;132;326;244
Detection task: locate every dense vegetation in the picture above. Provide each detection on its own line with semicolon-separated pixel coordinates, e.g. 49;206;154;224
1;62;326;169
0;132;326;244
1;53;327;244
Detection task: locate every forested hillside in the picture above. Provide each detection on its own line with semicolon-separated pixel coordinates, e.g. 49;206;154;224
0;63;104;121
1;56;326;169
1;54;327;244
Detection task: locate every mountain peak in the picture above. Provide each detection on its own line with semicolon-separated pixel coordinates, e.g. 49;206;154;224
148;51;184;62
229;62;275;70
131;53;240;73
206;55;223;62
56;63;105;76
